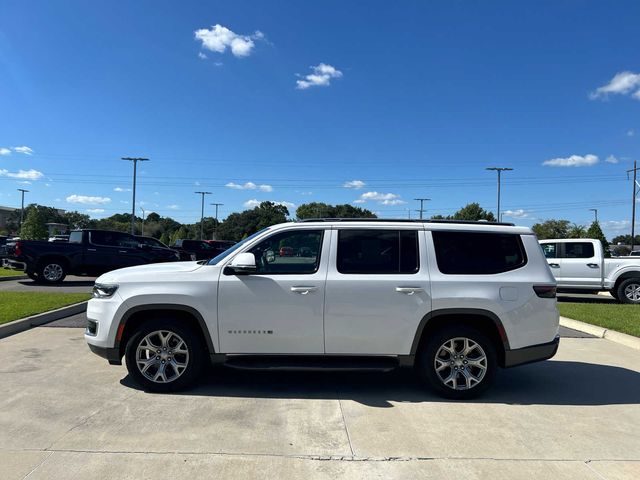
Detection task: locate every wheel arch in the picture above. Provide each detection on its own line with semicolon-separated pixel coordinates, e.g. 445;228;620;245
410;308;509;367
613;271;640;295
115;304;216;361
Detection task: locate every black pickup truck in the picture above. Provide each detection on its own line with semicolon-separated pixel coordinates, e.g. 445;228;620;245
172;239;235;261
8;229;180;284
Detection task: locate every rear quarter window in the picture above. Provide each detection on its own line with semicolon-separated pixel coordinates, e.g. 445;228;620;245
432;231;527;275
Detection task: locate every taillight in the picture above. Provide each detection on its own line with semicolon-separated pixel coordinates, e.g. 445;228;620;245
534;285;556;298
14;241;22;257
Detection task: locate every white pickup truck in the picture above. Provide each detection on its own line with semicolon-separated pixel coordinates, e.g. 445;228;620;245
539;238;640;304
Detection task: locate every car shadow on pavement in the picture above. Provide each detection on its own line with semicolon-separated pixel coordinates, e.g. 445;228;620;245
557;294;616;304
120;360;640;408
18;280;95;287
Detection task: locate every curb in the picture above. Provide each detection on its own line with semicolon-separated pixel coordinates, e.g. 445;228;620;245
0;274;28;282
560;316;640;350
0;301;88;340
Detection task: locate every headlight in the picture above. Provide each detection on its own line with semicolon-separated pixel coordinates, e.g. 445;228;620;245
92;283;119;298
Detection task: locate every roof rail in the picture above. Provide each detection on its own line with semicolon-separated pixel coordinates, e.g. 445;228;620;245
297;218;516;226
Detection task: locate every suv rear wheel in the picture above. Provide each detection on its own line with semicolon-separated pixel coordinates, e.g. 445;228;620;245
124;319;204;392
417;325;496;400
37;260;66;284
617;278;640;304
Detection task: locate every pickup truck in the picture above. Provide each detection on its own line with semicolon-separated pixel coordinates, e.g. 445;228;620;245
172;239;234;261
8;229;180;284
539;238;640;304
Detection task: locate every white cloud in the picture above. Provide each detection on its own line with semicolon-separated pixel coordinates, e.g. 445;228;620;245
602;220;631;232
542;154;599;167
590;71;640;100
86;208;105;214
605;155;619;164
244;199;294;209
0;147;10;156
225;181;273;192
13;146;33;155
628;129;636;137
194;24;264;58
0;168;44;180
343;180;366;189
380;199;407;205
113;187;131;192
503;209;530;219
17;181;31;185
296;63;343;90
66;194;111;205
356;191;406;205
198;52;207;60
167;204;180;210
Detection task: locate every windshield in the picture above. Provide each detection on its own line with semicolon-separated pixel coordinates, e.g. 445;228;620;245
207;228;269;265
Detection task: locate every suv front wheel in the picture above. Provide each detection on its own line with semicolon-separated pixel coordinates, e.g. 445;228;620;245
124;319;204;392
417;325;496;400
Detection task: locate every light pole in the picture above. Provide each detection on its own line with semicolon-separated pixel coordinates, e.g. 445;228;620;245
17;188;29;230
486;167;513;221
140;207;146;236
210;203;223;239
414;198;431;220
195;191;211;240
589;208;598;223
122;157;149;234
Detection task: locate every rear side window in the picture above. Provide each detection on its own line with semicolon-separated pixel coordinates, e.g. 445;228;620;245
432;231;527;275
541;243;557;258
69;231;83;244
562;242;594;259
337;229;419;274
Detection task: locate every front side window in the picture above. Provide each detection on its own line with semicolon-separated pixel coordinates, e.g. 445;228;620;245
432;231;527;275
248;229;323;274
562;242;595;259
337;229;419;274
541;243;557;258
90;231;138;248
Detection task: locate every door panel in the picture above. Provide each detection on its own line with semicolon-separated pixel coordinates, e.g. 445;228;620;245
217;229;329;354
560;242;601;287
324;228;431;355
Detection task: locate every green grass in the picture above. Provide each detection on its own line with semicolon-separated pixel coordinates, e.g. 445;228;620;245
0;269;24;278
558;302;640;337
0;292;91;325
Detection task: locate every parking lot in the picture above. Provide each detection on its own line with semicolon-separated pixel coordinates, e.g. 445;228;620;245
0;275;96;294
1;321;639;479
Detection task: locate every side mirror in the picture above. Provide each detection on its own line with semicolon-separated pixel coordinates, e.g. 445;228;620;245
227;252;256;274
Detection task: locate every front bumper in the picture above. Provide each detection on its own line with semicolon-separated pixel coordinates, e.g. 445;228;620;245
503;336;560;368
88;343;122;365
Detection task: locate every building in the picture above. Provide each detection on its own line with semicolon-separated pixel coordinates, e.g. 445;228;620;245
0;206;18;231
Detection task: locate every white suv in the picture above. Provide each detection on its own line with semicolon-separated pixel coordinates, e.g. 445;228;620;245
85;219;559;399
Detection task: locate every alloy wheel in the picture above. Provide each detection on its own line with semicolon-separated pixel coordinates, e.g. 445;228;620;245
42;264;64;282
624;283;640;302
135;330;190;383
434;337;488;390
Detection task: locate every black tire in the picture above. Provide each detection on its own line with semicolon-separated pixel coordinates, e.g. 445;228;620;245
609;289;620;301
416;325;497;400
37;259;67;284
26;271;40;282
616;278;640;304
125;319;205;393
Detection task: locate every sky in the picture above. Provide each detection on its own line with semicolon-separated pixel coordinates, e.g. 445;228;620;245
1;0;639;238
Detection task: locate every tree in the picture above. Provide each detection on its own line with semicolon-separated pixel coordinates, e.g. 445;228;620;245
611;234;640;245
451;203;496;222
20;206;50;240
295;202;376;220
567;223;587;239
429;203;495;222
586;220;609;255
531;220;571;240
63;211;93;229
217;202;289;241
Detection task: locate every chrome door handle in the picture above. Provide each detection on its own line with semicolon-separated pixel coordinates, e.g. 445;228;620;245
395;287;424;295
291;286;318;295
586;263;599;269
119;250;128;253
87;248;96;252
549;263;560;268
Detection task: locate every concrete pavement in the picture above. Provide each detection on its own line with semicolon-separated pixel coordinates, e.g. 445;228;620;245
1;326;639;479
